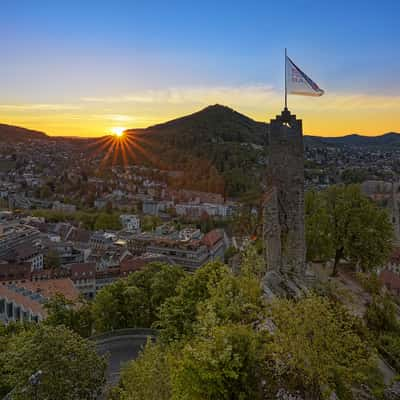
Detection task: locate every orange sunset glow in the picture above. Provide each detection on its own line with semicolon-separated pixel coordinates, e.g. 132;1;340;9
1;90;399;138
111;127;126;137
2;2;399;138
85;127;161;171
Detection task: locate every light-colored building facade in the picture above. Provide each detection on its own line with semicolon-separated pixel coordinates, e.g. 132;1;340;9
0;278;79;324
0;223;40;257
120;214;141;232
69;263;96;299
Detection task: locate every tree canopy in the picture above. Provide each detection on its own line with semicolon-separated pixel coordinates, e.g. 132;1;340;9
365;293;400;372
0;253;387;399
171;324;265;400
156;262;233;342
0;325;106;400
266;295;376;399
44;294;94;338
113;259;379;400
305;185;393;275
93;263;185;333
109;341;172;400
44;249;61;269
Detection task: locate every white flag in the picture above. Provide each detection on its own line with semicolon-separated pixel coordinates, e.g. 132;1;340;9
286;56;324;97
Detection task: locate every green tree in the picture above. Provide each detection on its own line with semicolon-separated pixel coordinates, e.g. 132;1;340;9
306;185;393;275
157;258;265;344
112;326;265;400
94;212;121;230
147;263;186;315
105;201;113;214
224;245;238;262
240;244;265;279
0;325;106;400
93;278;140;332
266;295;377;399
365;294;399;334
44;249;61;269
379;333;400;372
340;168;369;185
0;323;35;397
93;263;185;333
110;341;172;400
196;270;264;333
39;184;52;199
44;294;94;338
171;325;265;400
231;205;259;237
305;190;334;262
156;262;230;343
364;294;400;372
142;215;162;232
110;256;382;400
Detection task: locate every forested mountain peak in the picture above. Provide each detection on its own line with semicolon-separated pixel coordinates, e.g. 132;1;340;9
126;104;268;146
0;123;48;142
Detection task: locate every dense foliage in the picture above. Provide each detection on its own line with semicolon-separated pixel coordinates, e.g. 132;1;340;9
0;324;106;400
171;324;265;400
93;263;185;332
112;256;379;400
44;294;94;338
31;209;122;230
1;253;389;399
365;294;400;372
305;185;393;274
267;296;375;399
109;341;172;400
44;263;186;336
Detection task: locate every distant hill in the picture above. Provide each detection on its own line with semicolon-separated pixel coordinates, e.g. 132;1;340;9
97;105;400;198
304;132;400;148
3;107;399;198
134;104;268;145
0;123;48;142
123;105;268;199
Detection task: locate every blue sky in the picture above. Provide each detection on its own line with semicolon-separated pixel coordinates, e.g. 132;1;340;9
1;0;399;136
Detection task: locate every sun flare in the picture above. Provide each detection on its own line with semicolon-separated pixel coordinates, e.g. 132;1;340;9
111;127;126;137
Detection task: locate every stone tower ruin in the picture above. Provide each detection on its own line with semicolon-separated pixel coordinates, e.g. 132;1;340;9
264;108;306;279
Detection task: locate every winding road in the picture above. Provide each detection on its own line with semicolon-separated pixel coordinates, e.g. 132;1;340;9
90;328;157;395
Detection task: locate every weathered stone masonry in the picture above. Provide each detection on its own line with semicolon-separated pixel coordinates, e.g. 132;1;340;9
264;108;306;278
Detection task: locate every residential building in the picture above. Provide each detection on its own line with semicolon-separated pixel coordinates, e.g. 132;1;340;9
0;278;79;323
127;233;155;255
69;263;96;299
3;244;44;270
147;239;209;271
0;262;31;283
120;214;141;232
201;229;225;262
142;200;161;215
95;267;121;293
0;223;40;257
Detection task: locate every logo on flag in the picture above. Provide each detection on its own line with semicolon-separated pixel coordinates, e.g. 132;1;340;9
286;56;324;97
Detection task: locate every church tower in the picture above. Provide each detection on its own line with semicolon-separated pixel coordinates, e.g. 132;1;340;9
264;108;306;278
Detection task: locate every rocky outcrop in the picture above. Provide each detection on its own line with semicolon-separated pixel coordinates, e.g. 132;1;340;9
384;381;400;400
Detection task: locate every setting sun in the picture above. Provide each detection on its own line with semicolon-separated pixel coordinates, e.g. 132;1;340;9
111;127;126;137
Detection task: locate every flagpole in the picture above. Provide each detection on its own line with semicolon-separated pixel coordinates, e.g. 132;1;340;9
284;48;287;109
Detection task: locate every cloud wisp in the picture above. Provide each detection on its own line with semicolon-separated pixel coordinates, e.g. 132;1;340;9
0;104;82;111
